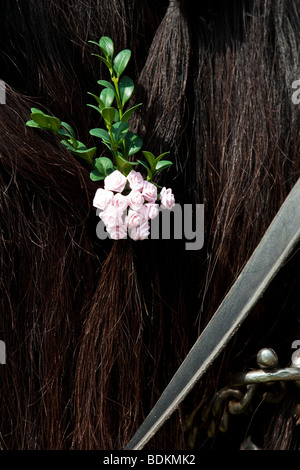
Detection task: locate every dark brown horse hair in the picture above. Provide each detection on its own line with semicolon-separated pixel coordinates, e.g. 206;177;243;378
1;0;300;450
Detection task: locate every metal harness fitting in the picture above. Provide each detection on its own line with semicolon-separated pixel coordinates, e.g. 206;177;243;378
199;348;300;439
231;348;300;387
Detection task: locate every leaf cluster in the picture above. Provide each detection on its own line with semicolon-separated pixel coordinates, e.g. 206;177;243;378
26;108;96;167
25;36;173;185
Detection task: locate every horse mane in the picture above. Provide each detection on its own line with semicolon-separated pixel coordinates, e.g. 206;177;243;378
1;0;300;450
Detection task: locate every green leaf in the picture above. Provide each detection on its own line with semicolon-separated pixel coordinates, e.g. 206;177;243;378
137;160;153;180
88;40;99;46
101;107;116;127
58;129;72;139
119;76;134;106
155;160;173;172
94;159;105;176
61;138;78;151
113;49;131;78
113;108;120;122
116;153;138;176
100;88;115;107
101;140;113;152
62;138;87;152
30;107;44;114
60;136;96;165
61;122;76;138
87;92;104;108
73;147;97;163
26;120;42;128
30;112;61;132
154;151;170;164
142;151;156;168
89;128;111;142
90;169;106;181
91;53;111;68
111;121;129;145
124;132;143;156
95;156;114;175
97;80;115;92
99;36;114;58
121;103;142;122
76;142;87;150
87;104;103;115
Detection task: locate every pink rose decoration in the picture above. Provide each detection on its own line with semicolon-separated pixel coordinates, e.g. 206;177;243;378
142;181;157;203
127;190;144;211
144;202;159;220
112;193;129;212
99;205;124;228
126;209;143;229
93;188;114;211
127;170;144;192
104;170;127;193
107;224;127;240
160;187;175;209
138;204;149;220
129;220;150;241
93;165;175;242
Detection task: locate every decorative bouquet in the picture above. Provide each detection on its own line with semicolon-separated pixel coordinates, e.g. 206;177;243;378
26;36;175;240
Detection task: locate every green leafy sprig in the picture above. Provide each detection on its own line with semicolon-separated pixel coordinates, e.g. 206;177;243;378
26;109;97;168
26;36;173;185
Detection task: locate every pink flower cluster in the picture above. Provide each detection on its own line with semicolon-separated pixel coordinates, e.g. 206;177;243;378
93;169;175;240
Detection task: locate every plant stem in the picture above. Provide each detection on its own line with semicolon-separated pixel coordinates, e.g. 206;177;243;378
109;69;123;119
109;70;128;157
